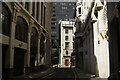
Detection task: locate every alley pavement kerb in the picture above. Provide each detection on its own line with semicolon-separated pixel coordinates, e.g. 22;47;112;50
74;68;91;79
11;67;55;79
74;68;108;80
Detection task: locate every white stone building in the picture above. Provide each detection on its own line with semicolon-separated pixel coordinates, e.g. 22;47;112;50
59;20;75;67
75;0;109;78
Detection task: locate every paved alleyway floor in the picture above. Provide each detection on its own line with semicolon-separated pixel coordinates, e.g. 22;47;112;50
5;68;108;80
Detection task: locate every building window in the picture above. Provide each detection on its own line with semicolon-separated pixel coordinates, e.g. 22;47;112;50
65;36;69;40
30;28;39;72
85;51;87;55
65;42;69;49
51;35;56;38
65;59;69;66
52;18;56;21
53;14;56;16
32;2;35;17
51;27;56;29
65;29;68;34
66;50;68;55
2;3;11;36
25;2;29;11
51;31;56;34
53;10;55;13
31;28;38;45
43;6;46;27
73;37;75;41
40;34;45;58
61;3;66;5
36;2;40;21
94;11;98;18
15;16;28;43
41;2;43;25
78;7;81;14
51;22;56;25
40;2;46;27
69;3;71;5
62;7;67;9
53;3;57;5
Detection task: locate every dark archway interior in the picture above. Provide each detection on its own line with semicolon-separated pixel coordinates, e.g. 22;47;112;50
2;44;9;78
40;34;45;60
14;47;26;76
15;16;28;43
30;27;38;72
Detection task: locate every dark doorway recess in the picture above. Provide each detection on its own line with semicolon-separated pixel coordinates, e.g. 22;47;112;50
14;47;26;76
2;44;9;78
30;27;38;72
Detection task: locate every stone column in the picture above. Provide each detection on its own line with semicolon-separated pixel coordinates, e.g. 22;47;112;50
24;19;33;75
28;2;32;15
22;0;25;8
38;2;41;24
8;3;18;77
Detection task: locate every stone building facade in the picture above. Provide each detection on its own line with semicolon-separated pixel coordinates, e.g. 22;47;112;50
59;20;75;67
1;1;52;78
75;0;109;78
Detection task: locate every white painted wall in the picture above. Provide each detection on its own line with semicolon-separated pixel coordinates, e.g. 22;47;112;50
76;0;110;78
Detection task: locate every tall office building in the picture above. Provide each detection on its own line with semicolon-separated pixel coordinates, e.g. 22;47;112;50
51;2;76;64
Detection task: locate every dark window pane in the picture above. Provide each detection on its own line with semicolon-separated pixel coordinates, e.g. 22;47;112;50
44;6;46;27
65;29;68;34
36;2;39;21
78;7;81;14
25;2;29;11
15;17;28;43
41;2;43;25
51;27;56;29
40;34;45;58
32;2;35;17
2;3;11;36
65;36;68;40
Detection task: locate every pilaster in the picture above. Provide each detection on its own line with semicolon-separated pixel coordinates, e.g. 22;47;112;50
8;3;19;77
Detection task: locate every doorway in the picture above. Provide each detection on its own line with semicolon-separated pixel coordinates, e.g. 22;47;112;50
2;44;9;78
14;47;25;76
65;59;69;66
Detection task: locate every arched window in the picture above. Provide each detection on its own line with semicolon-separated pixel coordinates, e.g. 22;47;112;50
40;34;45;59
15;16;28;43
30;27;38;72
30;27;38;55
2;3;11;36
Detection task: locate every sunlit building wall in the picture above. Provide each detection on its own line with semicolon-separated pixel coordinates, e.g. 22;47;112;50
75;0;109;78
